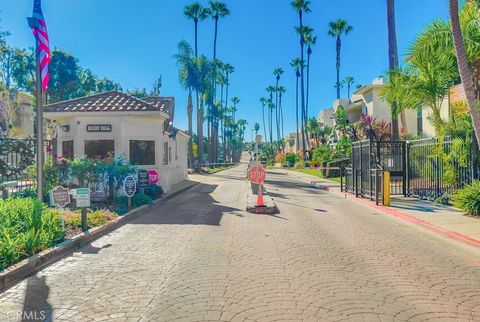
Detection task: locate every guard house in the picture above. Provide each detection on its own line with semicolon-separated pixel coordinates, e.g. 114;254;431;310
43;91;189;192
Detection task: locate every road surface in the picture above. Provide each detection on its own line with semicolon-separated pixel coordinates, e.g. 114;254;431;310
1;162;480;321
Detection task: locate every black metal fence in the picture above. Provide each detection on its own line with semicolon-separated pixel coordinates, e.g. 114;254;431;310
342;136;478;204
407;137;475;200
0;138;52;197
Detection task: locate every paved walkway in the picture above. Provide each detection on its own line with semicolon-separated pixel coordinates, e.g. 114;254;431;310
1;164;480;321
286;169;480;245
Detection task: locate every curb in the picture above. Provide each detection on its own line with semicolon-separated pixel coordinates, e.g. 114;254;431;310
285;170;480;249
0;181;200;293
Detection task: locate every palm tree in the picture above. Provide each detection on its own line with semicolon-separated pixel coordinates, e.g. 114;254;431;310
291;58;302;152
266;86;276;143
175;40;196;168
193;55;213;167
209;1;230;96
260;97;268;142
291;0;311;157
387;0;404;139
449;0;480;144
273;67;284;142
185;2;211;168
328;19;353;99
223;63;234;159
254;123;260;136
345;76;354;98
277;85;287;141
184;3;211;57
303;26;316;145
231;96;240;121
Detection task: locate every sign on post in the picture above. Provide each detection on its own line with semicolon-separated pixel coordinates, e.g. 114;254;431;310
75;188;91;208
249;166;266;185
138;171;149;189
50;186;70;208
123;176;137;197
148;169;159;185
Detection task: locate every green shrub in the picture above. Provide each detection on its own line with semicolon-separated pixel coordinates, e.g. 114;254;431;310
115;192;153;210
284;153;299;167
11;187;37;199
453;180;480;216
294;160;304;168
0;198;65;270
145;184;163;199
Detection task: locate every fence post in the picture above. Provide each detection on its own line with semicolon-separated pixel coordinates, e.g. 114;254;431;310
402;141;407;196
384;171;391;206
352;143;356;194
472;132;479;180
340;166;344;192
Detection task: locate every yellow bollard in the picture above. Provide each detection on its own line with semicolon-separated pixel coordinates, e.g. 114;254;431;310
383;171;391;207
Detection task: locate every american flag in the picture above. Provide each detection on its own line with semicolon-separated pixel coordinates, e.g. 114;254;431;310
31;0;50;92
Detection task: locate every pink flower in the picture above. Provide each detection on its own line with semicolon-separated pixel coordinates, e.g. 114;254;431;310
46;147;53;153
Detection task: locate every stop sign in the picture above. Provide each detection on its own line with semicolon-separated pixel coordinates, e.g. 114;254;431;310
249;166;266;184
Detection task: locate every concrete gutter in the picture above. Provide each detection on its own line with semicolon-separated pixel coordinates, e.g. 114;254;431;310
0;180;199;293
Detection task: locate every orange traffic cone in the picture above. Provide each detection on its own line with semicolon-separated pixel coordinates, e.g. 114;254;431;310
256;184;265;207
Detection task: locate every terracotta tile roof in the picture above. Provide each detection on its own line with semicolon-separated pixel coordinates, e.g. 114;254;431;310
44;91;170;114
142;96;175;119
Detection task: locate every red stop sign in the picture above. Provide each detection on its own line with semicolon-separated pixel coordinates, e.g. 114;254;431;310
249;166;266;184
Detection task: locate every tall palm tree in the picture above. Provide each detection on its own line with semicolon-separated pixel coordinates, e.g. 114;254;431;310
291;0;311;157
277;85;287;141
273;67;284;142
223;63;234;160
291;58;302;152
175;40;196;168
345;76;354;98
185;2;211;168
254;123;260;136
209;1;230;96
266;86;276;143
231;96;240;121
387;0;403;139
328;19;353;100
449;0;480;144
260;97;268;142
184;3;211;58
303;26;315;146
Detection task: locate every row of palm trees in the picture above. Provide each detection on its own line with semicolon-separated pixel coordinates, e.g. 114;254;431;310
179;1;247;167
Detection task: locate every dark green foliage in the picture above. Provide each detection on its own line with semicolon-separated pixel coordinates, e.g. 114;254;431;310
453;180;480;216
145;184;163;200
284;153;299;167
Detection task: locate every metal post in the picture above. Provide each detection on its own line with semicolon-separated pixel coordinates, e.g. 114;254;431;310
402;141;407;196
384;171;391;207
81;207;88;232
35;48;44;201
28;17;44;201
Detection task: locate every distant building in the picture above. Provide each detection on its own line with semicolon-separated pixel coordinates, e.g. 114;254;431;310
318;108;334;127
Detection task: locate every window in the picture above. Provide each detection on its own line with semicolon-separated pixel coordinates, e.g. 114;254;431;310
163;142;169;165
62;140;74;160
417;110;423;135
84;140;114;159
129;140;155;165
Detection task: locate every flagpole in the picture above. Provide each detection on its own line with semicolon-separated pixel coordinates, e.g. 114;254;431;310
28;16;44;201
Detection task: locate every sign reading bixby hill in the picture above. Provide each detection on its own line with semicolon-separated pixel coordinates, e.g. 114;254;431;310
50;186;70;208
86;124;112;132
123;176;137;198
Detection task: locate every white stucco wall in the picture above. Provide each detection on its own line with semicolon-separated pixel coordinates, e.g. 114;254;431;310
47;112;188;193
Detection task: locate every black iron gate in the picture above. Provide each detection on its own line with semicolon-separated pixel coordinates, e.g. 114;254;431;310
343;139;406;203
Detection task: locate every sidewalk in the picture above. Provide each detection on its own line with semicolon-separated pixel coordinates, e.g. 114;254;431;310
282;169;480;248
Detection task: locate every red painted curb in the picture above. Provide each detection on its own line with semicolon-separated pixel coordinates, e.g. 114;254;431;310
326;186;480;249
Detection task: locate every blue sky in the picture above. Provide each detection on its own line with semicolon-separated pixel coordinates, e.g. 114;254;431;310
1;0;448;138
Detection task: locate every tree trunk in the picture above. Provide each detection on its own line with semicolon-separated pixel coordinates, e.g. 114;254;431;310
197;93;203;168
449;0;480;146
387;0;403;139
262;103;267;143
299;12;308;157
336;36;341;100
187;92;194;168
275;79;280;143
295;75;300;152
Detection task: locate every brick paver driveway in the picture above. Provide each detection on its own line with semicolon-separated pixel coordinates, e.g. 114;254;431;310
1;162;480;321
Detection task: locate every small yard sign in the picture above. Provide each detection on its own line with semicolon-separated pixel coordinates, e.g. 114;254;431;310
76;188;91;208
138;171;149;189
50;186;70;208
123;176;137;197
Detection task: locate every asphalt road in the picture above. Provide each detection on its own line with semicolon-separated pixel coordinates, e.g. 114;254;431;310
1;161;480;321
